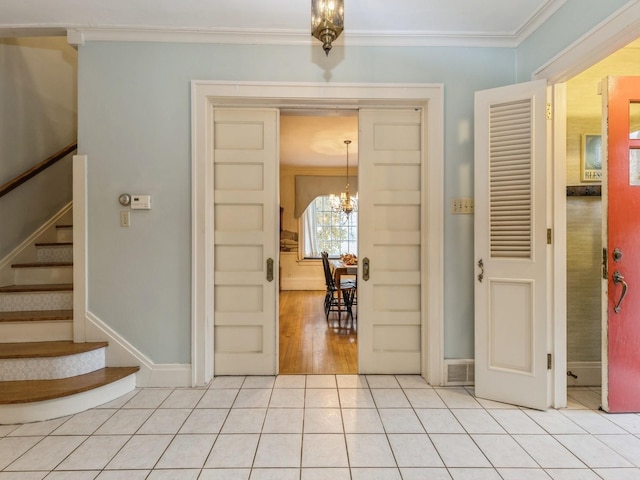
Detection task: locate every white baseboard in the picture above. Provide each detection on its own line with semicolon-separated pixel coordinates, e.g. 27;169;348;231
85;311;192;387
566;361;601;387
442;359;602;388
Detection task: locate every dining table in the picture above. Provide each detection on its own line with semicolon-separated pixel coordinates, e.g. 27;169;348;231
329;259;358;314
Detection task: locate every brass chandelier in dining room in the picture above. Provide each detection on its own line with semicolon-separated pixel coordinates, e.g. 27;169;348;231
330;139;358;216
311;0;344;56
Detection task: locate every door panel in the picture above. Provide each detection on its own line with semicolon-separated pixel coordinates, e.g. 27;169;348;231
213;108;278;375
474;80;550;410
358;109;422;373
602;76;640;413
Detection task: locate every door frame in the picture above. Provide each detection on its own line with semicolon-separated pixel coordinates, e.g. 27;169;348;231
533;2;640;407
191;81;445;386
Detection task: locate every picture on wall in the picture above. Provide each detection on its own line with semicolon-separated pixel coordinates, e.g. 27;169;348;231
582;134;602;182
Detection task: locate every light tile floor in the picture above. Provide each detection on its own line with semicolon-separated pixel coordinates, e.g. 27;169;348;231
1;375;639;480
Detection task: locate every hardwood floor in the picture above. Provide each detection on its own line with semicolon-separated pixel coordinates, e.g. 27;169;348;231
279;290;357;374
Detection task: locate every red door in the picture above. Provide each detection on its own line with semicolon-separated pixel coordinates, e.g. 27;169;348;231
603;76;640;413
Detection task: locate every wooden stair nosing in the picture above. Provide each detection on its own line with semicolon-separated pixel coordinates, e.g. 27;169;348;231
0;341;107;359
35;242;73;247
0;283;73;293
0;310;73;323
11;262;73;268
0;367;140;404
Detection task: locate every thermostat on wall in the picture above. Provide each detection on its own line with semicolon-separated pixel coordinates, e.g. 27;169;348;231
130;195;151;210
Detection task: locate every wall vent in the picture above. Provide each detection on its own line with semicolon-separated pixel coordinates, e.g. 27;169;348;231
444;359;474;386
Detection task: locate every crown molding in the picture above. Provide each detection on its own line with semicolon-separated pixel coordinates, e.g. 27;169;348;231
66;26;523;48
514;0;567;45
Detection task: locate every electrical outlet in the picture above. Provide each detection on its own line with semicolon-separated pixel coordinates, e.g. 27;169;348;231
451;198;474;214
120;210;131;227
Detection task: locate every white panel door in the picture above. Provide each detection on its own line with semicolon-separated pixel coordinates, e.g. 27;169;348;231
474;80;550;410
213;108;278;375
358;109;423;373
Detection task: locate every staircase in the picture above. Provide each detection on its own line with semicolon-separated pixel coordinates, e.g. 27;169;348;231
0;211;139;424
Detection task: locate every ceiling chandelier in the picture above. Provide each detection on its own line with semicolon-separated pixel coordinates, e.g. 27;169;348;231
311;0;344;56
330;140;358;216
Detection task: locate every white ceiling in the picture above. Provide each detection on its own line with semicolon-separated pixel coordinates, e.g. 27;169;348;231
281;112;358;168
0;0;566;47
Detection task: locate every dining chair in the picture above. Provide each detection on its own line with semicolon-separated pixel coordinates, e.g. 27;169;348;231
320;252;356;325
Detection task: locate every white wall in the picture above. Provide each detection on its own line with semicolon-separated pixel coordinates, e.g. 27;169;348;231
0;37;77;261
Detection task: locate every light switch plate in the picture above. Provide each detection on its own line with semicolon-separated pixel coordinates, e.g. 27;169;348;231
451;198;474;214
120;211;130;227
130;195;151;210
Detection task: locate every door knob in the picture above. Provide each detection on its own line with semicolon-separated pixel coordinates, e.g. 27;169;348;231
612;270;628;314
477;259;484;283
266;258;274;282
613;248;623;262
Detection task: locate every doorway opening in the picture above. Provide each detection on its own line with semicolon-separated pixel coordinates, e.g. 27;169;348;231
278;109;359;374
564;38;640;406
191;81;444;386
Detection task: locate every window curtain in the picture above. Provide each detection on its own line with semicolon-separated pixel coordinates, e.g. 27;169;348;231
294;175;358;218
300;201;320;259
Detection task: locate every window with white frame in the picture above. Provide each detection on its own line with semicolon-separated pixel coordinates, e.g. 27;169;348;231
300;195;358;258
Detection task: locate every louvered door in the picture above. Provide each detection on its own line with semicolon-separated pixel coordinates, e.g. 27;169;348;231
474;80;550;410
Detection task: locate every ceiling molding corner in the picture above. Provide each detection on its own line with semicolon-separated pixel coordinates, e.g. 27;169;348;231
514;0;568;45
533;0;640;82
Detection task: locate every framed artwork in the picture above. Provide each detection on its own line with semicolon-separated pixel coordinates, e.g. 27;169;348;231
582;134;602;182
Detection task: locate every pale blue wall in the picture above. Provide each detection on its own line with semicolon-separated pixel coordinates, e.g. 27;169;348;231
78;43;515;363
78;0;632;364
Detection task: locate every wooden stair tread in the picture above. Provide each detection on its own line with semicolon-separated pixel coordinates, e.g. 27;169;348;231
0;341;107;359
0;367;139;404
0;283;73;293
11;262;73;268
35;242;73;247
0;310;73;323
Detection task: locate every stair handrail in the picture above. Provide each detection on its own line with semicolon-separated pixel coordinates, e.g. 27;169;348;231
0;141;78;199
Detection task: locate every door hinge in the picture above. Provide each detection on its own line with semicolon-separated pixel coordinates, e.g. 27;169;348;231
546;103;552;120
602;247;608;279
547;353;552;370
547;228;552;245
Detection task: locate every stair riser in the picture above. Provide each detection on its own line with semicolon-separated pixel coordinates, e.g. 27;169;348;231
0;292;72;312
36;246;73;263
0;321;73;342
57;228;73;243
0;348;105;381
13;267;73;285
